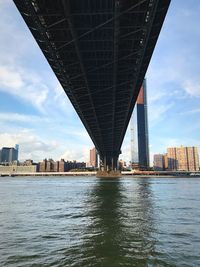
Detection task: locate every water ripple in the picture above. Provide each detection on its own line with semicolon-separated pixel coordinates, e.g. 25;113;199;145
0;176;200;267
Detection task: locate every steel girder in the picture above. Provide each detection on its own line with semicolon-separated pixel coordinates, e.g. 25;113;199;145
13;0;170;168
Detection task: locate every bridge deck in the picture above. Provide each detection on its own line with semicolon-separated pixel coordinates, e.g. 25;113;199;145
13;0;170;168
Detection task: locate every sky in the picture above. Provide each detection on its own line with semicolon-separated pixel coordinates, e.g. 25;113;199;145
0;0;200;165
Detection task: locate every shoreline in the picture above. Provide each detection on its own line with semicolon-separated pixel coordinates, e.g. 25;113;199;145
0;171;200;178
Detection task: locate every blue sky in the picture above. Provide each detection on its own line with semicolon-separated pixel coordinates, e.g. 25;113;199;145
0;1;200;165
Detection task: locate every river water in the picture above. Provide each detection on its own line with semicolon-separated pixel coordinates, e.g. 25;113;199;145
0;176;199;267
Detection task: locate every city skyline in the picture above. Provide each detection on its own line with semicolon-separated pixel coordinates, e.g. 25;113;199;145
0;1;200;165
153;146;199;172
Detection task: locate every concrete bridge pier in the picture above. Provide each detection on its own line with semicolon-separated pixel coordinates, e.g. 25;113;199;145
96;154;121;178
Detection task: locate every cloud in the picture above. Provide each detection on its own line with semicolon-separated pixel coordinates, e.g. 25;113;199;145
0;2;34;65
180;108;200;115
183;81;200;97
148;102;174;126
0;65;49;113
0;2;76;117
0;112;48;123
0;125;93;162
150;136;200;154
0;65;24;89
0;130;60;161
146;1;200;100
50;83;77;116
0;2;51;113
60;146;91;162
148;90;167;103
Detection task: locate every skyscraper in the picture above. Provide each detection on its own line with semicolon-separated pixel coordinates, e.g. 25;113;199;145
0;145;19;163
130;110;138;167
131;79;149;170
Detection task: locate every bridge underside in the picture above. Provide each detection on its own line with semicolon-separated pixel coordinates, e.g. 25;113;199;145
14;0;170;170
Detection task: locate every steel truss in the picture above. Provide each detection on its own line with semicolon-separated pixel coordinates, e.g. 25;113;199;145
14;0;170;169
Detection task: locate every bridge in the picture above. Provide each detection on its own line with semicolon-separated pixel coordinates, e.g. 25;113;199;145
13;0;170;175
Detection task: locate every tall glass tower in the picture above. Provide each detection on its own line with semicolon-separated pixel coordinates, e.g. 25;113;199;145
131;79;149;170
130;109;138;166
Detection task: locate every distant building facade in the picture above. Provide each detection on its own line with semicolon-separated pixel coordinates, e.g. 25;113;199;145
53;161;59;172
119;159;126;171
167;146;199;171
90;147;98;168
39;159;47;172
38;159;86;172
0;164;37;173
163;153;168;170
22;159;34;166
153;154;164;171
0;145;19;164
46;159;54;172
131;79;149;170
59;159;66;172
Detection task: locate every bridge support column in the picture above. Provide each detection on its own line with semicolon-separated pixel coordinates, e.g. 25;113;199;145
97;154;121;178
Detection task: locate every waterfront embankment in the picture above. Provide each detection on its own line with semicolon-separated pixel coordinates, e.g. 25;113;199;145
1;170;200;177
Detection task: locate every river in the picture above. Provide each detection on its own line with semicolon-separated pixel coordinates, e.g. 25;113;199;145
0;176;199;267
